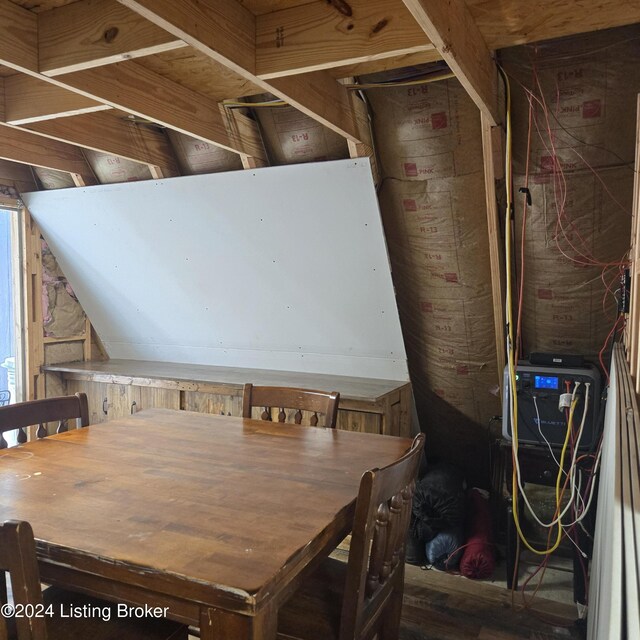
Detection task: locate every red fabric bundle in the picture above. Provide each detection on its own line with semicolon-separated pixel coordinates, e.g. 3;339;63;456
460;488;495;579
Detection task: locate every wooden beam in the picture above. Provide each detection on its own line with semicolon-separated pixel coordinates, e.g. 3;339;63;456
346;83;379;186
38;0;187;77
220;107;269;169
481;113;506;384
4;74;110;124
21;207;45;401
15;111;179;175
116;0;255;74
0;126;94;180
328;49;442;79
55;62;260;156
116;0;362;142
0;1;259;159
255;0;434;79
0;78;5;122
0;0;37;74
468;0;640;50
628;95;640;381
402;0;499;126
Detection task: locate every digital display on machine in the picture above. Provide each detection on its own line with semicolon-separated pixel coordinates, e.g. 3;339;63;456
534;375;559;389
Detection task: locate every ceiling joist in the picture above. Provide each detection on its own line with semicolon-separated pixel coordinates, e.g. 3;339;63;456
0;0;262;159
38;0;188;77
17;111;179;176
0;125;94;183
402;0;500;126
0;0;37;73
255;0;435;79
116;0;362;142
3;74;110;125
54;62;261;157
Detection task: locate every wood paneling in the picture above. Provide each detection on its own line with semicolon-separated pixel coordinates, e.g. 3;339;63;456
45;359;413;436
183;391;242;416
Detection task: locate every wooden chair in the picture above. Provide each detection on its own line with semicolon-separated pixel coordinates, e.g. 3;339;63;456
0;519;186;640
0;394;89;448
242;384;340;428
277;433;426;640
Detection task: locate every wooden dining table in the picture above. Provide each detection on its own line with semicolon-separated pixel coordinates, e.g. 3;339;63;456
0;408;412;639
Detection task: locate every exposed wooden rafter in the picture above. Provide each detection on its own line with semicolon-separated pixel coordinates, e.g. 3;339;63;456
481;114;506;384
38;0;187;77
0;0;264;161
0;1;266;169
0;125;94;183
255;0;434;79
401;0;500;126
116;0;362;142
16;111;179;177
3;75;110;125
468;0;640;50
328;49;442;79
52;62;263;157
0;0;37;74
0;74;178;175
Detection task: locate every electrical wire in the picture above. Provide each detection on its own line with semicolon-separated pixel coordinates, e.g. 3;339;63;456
501;63;561;555
221;71;456;109
532;395;563;470
342;71;455;89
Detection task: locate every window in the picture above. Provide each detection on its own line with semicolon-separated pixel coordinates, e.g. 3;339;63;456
0;205;25;406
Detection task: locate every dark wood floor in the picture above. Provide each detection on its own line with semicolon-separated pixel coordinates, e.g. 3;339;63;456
182;545;581;640
397;562;582;640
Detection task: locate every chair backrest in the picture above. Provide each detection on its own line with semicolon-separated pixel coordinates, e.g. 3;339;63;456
0;390;10;406
0;393;89;449
242;384;340;428
0;520;48;639
340;433;425;640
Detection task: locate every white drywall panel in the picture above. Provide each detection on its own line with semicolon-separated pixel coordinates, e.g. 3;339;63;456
24;159;408;380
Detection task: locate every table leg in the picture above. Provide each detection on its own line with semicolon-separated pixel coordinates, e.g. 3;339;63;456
199;605;277;640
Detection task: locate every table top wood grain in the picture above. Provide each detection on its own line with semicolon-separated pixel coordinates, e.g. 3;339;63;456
0;409;411;637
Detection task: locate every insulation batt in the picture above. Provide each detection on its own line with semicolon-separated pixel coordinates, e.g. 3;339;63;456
503;25;639;360
369;76;499;486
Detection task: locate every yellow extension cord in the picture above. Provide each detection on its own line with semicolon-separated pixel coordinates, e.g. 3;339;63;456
501;65;573;555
